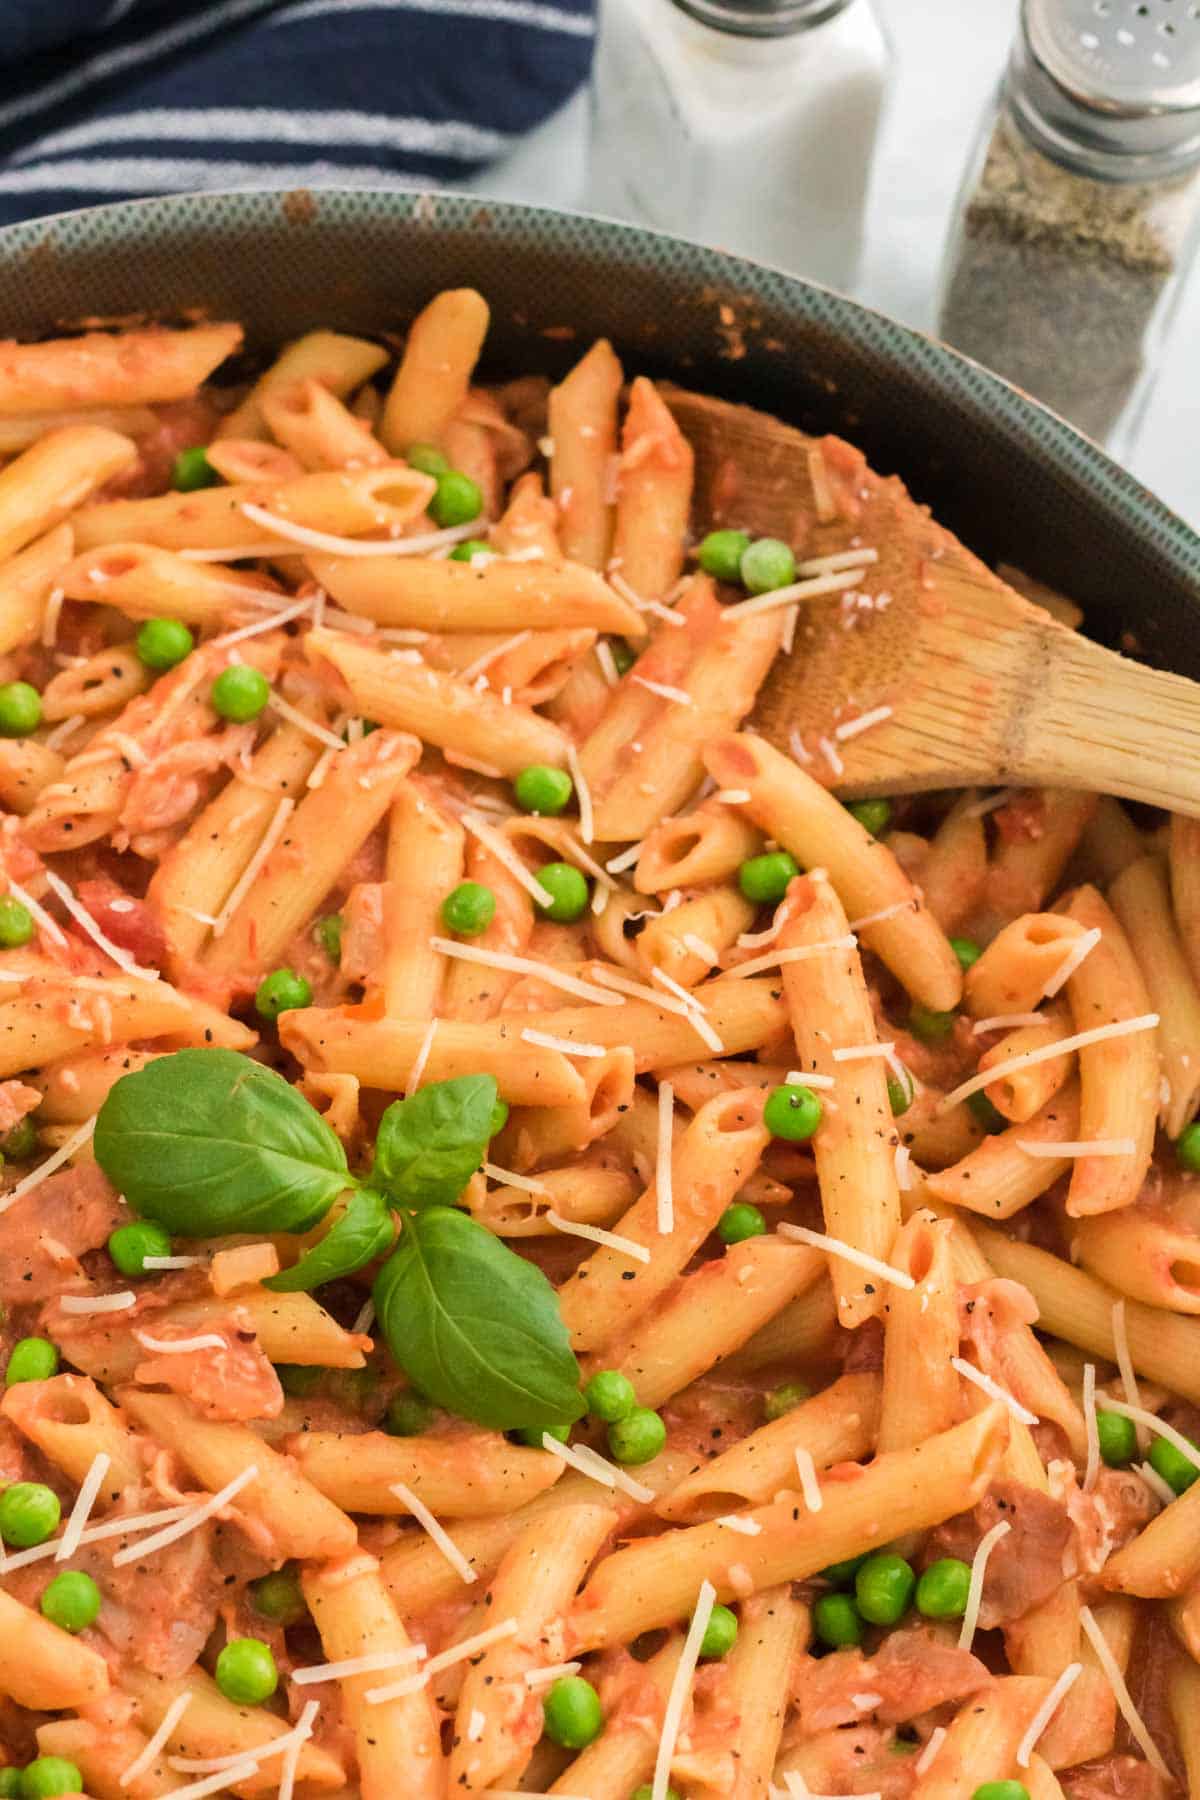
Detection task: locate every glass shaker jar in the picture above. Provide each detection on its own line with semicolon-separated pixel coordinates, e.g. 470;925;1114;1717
586;0;891;294
938;0;1200;457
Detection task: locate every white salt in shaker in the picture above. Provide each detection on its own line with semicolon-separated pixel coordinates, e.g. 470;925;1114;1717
586;0;891;293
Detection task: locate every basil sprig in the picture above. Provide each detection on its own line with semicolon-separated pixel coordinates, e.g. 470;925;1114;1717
94;1049;582;1431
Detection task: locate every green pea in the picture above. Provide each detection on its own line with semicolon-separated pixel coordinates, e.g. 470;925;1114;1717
489;1099;509;1138
386;1391;436;1437
2;1118;36;1159
517;1422;570;1449
406;443;452;478
108;1221;172;1278
6;1337;58;1385
1149;1432;1200;1495
855;1552;916;1625
0;682;42;738
717;1202;766;1245
0;1769;20;1797
608;1407;666;1465
534;862;589;923
171;446;219;491
431;470;483;528
0;896;34;948
740;537;796;596
813;1591;863;1647
215;1637;278;1705
887;1067;914;1117
951;936;983;970
448;538;492;563
135;617;194;671
821;1553;868;1587
39;1570;101;1634
891;1738;920;1756
909;1002;956;1044
1097;1410;1137;1468
967;1090;1007;1135
251;1567;308;1626
633;1787;681;1800
255;967;312;1021
608;638;636;676
763;1380;811;1422
19;1760;82;1799
583;1369;637;1424
915;1557;972;1619
846;798;891;836
699;1601;738;1658
441;881;496;937
314;912;344;962
514;764;573;817
738;850;799;906
0;1482;61;1548
763;1083;822;1142
542;1674;603;1749
697;528;751;583
275;1363;322;1398
211;664;270;722
1175;1122;1200;1173
971;1785;1030;1800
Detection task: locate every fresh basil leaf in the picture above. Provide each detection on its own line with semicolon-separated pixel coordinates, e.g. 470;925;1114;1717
370;1075;498;1211
373;1206;583;1431
94;1048;350;1237
265;1187;394;1292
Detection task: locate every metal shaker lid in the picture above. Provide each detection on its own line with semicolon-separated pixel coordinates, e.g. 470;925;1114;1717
1012;0;1200;176
669;0;855;35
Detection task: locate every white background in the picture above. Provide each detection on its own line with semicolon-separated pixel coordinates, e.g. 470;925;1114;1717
462;0;1200;528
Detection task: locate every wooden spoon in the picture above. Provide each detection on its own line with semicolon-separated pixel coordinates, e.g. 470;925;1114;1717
666;387;1200;817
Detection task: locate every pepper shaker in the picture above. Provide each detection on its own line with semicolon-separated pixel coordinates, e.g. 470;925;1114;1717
586;0;892;294
938;0;1200;456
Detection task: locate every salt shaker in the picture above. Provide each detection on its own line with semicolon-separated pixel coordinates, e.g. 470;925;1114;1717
586;0;891;294
938;0;1200;457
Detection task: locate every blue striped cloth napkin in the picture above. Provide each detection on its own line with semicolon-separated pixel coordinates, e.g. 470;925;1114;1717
0;0;595;224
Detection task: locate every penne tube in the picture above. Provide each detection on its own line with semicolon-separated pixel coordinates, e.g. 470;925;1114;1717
261;376;388;469
286;1428;563;1518
280;1006;588;1108
302;1556;443;1800
923;1083;1081;1219
0;403;156;451
704;732;963;1011
73;462;434;552
1167;1647;1200;1797
204;438;305;484
911;1677;1053;1800
569;1404;1007;1649
727;1588;810;1800
40;643;148;722
979;1003;1075;1123
449;1503;617;1791
634;884;754;987
964;913;1089;1017
305;549;644;635
0;1588;109;1709
634;797;762;893
0;735;64;812
547;337;623;568
896;1073;986;1167
62;539;281;624
31;1047;159;1122
779;876;902;1326
306;623;569;775
495;1045;634;1171
1079;795;1146;884
0;425;137;562
556;1087;770;1351
968;1217;1200;1406
57;1288;366;1383
1073;1206;1200;1314
611;375;693;598
491;468;561;559
0;322;241;413
598;1238;826;1408
1110;854;1200;1137
547;1633;683;1798
877;1211;960;1453
377;780;463;1016
987;789;1097;922
1;1374;142;1498
710;1274;840;1376
1103;1470;1200;1596
1059;885;1157;1216
35;1707;188;1799
123;1663;344;1793
1169;813;1200;989
657;1370;879;1522
518;975;788;1072
381;287;490;454
0;522;73;654
219;329;388;440
202;728;419;987
468;1162;638;1236
0;977;254;1079
119;1389;357;1560
919;791;989;933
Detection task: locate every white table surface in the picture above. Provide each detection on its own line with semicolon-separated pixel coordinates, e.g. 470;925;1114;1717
459;0;1200;529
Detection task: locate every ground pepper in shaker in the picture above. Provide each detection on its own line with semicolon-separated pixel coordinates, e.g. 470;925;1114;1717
938;0;1200;455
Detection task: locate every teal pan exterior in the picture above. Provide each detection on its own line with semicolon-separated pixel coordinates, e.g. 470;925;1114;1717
0;185;1195;672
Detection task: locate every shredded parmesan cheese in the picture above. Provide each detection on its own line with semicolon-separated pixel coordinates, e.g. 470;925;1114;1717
484;1163;548;1195
951;1357;1038;1426
520;1028;606;1057
135;1330;227;1354
893;1144;913;1191
160;1760;261;1800
60;1290;136;1314
388;1482;479;1586
1138;1461;1176;1506
914;1726;947;1775
459;631;532;682
461;810;554;908
715;1514;763;1536
632;674;693;705
777;1224;916;1290
429;937;621;1007
212;592;313;647
652;1579;716;1800
0;1114;96;1218
970;1013;1046;1035
1016;1138;1137;1157
1082;1363;1100;1492
293;1646;425;1685
657;1081;675;1234
111;1464;258;1566
42;712;86;752
940;1015;1159;1111
1016;1662;1083;1766
958;1519;1012;1651
595;640;620;687
142;1255;202;1270
725;937;857;980
365;1618;519;1704
41;586;64;646
545;1210;651;1262
466;1709;487;1742
267;693;347;750
818;736;845;777
1041;927;1102;999
240;501;481;557
6;876;68;947
848;899;918;930
831;1041;894;1062
277;1699;319;1800
1111;1299;1146;1448
798;548;880;576
715;788;752;804
566;743;594;845
834;705;893;742
524;1661;582;1688
681;933;718;963
1079;1605;1170;1776
538;1433;655;1503
722;568;865;618
210;797;295;936
406;1019;437;1097
119;1691;193;1787
57;1451;111;1561
794;1446;823;1512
